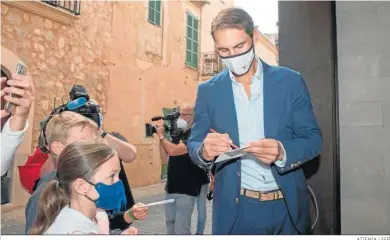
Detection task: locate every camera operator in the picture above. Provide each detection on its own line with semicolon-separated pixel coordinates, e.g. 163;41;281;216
155;104;209;235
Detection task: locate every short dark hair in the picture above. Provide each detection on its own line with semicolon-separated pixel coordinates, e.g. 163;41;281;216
211;8;254;38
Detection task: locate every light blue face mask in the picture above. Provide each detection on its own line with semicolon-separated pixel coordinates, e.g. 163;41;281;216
85;180;127;215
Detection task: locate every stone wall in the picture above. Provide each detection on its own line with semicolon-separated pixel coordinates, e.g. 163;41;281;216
1;1;113;148
336;1;390;234
1;0;230;192
255;31;278;66
105;1;205;186
200;0;234;53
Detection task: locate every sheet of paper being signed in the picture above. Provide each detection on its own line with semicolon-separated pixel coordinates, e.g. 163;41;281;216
214;147;250;164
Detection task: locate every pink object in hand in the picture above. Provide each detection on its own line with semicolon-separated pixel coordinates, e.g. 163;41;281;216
95;209;110;234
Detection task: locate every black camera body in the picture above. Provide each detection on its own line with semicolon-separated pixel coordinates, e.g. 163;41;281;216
145;123;167;137
38;85;103;153
70;85;89;102
163;111;180;121
76;101;103;128
145;111;184;144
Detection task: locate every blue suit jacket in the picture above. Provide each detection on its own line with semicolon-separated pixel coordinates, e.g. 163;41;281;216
187;61;323;234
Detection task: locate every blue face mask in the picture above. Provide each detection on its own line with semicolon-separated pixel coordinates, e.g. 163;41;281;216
85;180;127;215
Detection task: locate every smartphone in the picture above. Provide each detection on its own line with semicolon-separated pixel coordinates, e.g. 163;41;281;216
4;62;28;113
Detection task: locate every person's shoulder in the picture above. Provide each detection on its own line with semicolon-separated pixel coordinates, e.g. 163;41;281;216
267;64;306;89
46;225;100;235
28;176;47;203
198;69;229;89
34;172;56;192
269;64;302;79
41;171;57;182
28;172;57;206
47;207;102;235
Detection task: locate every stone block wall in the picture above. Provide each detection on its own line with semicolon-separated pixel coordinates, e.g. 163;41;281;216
1;1;113;148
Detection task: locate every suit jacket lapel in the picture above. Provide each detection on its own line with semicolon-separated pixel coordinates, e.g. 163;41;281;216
215;62;283;143
215;70;240;147
263;61;283;139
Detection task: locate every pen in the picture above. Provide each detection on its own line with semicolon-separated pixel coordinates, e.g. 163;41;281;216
210;128;239;149
143;199;175;207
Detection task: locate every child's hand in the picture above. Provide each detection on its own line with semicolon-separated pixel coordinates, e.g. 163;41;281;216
131;202;148;220
121;226;138;235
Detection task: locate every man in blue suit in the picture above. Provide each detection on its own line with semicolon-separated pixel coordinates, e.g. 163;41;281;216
187;8;322;235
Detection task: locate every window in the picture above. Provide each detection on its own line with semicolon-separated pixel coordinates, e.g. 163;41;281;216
186;13;199;68
148;0;161;26
4;1;80;25
43;0;81;15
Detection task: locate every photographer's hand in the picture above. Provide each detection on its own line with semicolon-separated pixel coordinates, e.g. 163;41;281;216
155;123;169;164
155;124;165;140
100;130;137;163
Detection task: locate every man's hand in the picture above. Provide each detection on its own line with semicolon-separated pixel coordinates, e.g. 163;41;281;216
131;202;148;220
243;139;284;165
121;226;138;235
1;74;35;131
202;133;232;161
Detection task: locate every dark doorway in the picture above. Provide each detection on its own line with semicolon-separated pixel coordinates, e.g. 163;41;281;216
278;1;340;234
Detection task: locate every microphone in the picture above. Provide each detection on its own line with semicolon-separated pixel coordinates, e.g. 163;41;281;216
151;116;165;121
66;97;87;111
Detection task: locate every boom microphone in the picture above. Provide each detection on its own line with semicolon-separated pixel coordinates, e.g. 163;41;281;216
151;116;165;121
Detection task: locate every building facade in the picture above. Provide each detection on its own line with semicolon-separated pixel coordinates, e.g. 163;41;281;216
1;0;278;206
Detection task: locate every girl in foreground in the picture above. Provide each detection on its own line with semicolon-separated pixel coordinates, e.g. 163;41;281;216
29;141;146;234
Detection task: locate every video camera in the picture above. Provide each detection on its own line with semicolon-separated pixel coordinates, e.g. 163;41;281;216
145;111;185;144
38;85;103;153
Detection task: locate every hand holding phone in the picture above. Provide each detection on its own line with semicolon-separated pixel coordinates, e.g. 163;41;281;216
1;62;35;131
4;62;28;113
1;77;10;119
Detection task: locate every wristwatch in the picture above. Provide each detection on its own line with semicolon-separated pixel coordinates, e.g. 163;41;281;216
101;130;107;138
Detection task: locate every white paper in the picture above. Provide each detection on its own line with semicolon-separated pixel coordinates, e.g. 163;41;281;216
143;199;175;207
214;147;249;164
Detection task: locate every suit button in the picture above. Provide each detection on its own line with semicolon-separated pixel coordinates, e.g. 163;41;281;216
235;198;239;204
237;172;240;177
